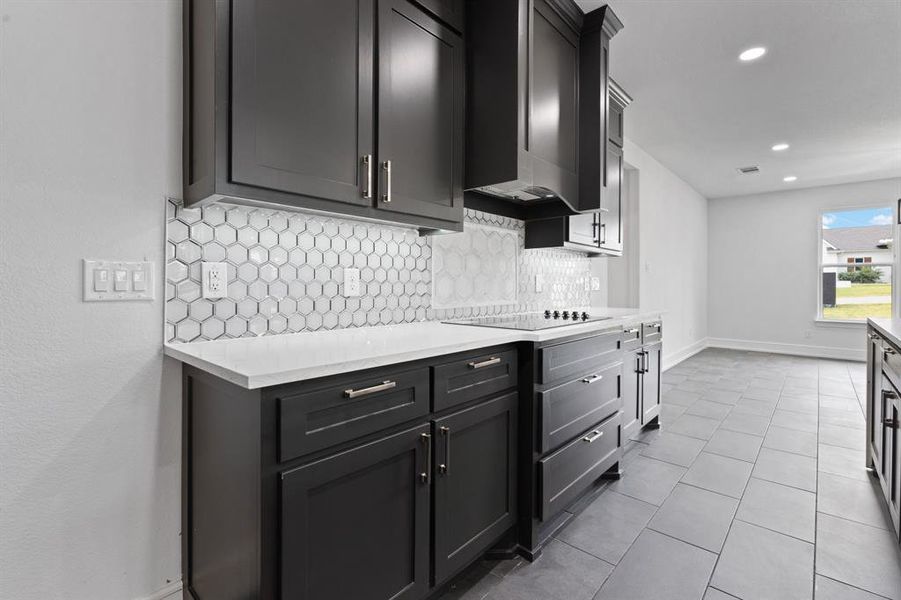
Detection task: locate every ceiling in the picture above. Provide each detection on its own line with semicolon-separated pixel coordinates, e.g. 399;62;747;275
575;0;901;199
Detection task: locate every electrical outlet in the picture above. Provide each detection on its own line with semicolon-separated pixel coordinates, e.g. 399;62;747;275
343;267;362;297
202;262;228;299
535;273;544;293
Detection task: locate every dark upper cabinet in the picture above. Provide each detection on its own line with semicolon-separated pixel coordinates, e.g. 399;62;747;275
281;423;431;600
608;82;625;147
577;5;623;212
184;0;463;232
377;0;465;223
433;393;518;585
598;140;623;254
412;0;464;32
465;0;589;209
230;0;374;207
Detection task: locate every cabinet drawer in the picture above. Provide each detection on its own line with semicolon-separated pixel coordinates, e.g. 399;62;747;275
882;341;901;385
432;348;517;412
539;412;621;520
622;325;642;351
278;367;430;462
642;321;663;344
539;361;622;452
538;330;622;385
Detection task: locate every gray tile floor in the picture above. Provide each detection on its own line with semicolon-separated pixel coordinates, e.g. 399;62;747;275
439;348;901;600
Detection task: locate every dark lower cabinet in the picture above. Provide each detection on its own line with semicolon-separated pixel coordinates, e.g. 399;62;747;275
281;423;431;600
433;393;518;584
622;326;662;441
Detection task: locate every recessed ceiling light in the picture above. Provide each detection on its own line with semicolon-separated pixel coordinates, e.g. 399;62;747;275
771;143;790;151
783;175;797;182
739;47;766;62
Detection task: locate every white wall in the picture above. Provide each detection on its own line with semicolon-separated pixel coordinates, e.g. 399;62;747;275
708;178;901;361
0;2;183;599
613;139;710;368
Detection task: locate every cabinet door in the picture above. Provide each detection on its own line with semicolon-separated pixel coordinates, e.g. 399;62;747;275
568;213;599;248
621;348;643;441
888;399;899;529
231;0;374;206
281;423;430;600
641;343;661;424
412;0;464;31
433;393;518;585
608;97;624;147
868;333;885;469
600;141;623;254
377;0;464;223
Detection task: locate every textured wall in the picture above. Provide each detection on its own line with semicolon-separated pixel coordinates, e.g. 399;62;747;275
0;2;183;599
166;201;593;343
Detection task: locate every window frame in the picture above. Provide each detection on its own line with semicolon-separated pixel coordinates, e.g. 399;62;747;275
816;205;898;323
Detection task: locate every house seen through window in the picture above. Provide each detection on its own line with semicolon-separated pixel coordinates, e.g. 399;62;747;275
820;207;894;320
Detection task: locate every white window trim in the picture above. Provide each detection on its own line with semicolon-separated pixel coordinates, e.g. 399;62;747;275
816;205;899;323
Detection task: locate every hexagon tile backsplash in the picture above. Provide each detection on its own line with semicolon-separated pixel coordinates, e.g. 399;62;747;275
165;200;592;343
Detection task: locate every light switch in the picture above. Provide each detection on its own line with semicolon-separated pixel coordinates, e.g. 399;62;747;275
83;259;154;301
132;270;147;291
93;269;109;292
113;270;129;291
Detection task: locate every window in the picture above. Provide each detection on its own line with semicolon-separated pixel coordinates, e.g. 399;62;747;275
819;207;895;321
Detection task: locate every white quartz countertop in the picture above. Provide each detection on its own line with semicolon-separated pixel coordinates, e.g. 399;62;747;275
164;307;663;389
868;318;901;347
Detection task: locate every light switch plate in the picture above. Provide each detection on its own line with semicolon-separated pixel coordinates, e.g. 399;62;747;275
343;267;361;297
83;259;154;301
202;262;229;299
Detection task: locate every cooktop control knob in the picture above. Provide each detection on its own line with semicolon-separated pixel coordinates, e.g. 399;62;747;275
553;311;560;319
571;310;580;319
544;309;551;318
562;311;570;319
581;312;589;320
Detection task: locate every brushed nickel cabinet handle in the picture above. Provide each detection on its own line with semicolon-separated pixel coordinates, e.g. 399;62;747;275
600;223;607;244
581;374;603;384
884;418;898;429
344;380;396;399
583;430;603;443
362;154;372;199
886;347;897;356
635;354;643;374
381;160;392;203
882;389;898;400
468;357;501;369
420;432;431;483
625;328;640;335
439;426;450;474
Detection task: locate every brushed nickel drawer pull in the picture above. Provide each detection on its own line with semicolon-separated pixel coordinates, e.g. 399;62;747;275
583;430;604;443
581;374;603;384
381;160;392;203
649;322;662;330
625;328;640;335
468;357;501;369
884;418;898;429
420;432;431;483
344;380;396;399
439;426;450;474
361;154;373;199
886;347;897;356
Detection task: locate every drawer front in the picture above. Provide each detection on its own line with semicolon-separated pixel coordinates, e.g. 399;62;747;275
540;361;622;452
622;325;642;351
539;412;621;520
883;341;901;385
538;330;622;385
278;367;430;462
642;321;663;344
432;348;518;412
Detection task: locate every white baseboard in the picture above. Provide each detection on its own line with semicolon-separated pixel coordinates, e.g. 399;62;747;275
136;581;182;600
663;338;709;372
707;337;865;362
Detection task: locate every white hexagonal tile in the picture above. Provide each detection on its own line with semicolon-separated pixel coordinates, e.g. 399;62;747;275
237;298;257;318
248;210;270;230
228;280;248;298
297;232;315;251
238;227;259;248
298;297;314;315
279;297;297;315
168;299;189;322
258;297;278;317
167;260;188;283
259;229;279;248
269;314;288;333
288;214;306;233
201;318;226;339
278;264;297;281
259;263;278;283
237;263;258;283
288;281;306;298
278;231;297;248
215;224;238;245
225;316;248;337
176;318;201;342
190;222;214;244
189;300;214;321
176;205;202;224
248;280;268;300
248;245;268;264
169;219;189;243
202;242;227;262
268;213;288;232
202;204;226;225
176;280;202;302
288;314;306;331
214;298;237;319
307;312;323;329
269;280;288;299
248;316;268;336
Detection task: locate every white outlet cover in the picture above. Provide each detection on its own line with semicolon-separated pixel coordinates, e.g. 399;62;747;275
202;262;228;299
343;267;362;297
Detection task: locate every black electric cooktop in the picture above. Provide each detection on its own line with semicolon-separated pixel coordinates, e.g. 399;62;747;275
444;310;612;331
